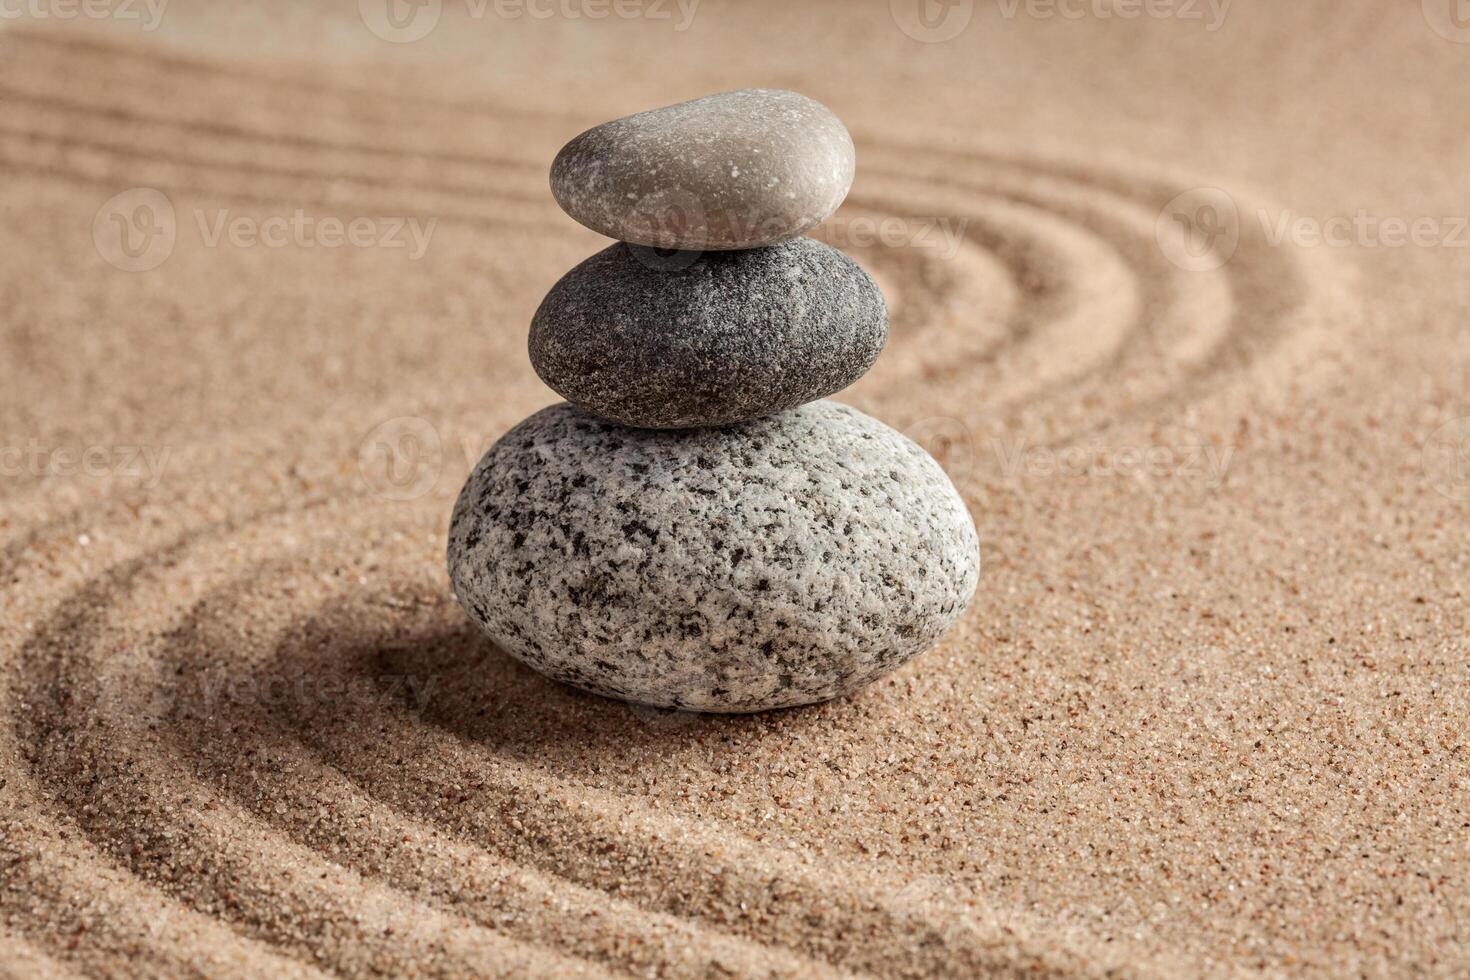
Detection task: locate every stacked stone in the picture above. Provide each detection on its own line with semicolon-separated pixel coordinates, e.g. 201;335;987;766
448;90;979;714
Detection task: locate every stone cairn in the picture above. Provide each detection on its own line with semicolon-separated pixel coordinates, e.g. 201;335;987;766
448;89;979;714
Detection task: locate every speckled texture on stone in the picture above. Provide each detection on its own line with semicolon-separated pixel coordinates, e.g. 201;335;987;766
550;88;855;251
529;239;888;429
447;400;980;713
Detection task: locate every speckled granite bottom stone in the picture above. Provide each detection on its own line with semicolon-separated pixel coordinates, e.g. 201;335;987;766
447;400;980;713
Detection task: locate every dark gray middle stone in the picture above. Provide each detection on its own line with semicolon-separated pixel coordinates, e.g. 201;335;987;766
529;238;887;429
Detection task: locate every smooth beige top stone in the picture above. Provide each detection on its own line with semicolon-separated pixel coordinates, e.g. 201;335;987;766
550;88;855;250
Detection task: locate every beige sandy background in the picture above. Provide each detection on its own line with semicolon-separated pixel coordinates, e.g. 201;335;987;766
2;1;1468;976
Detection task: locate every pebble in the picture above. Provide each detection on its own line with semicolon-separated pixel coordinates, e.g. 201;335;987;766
529;239;887;428
447;400;980;713
550;88;855;250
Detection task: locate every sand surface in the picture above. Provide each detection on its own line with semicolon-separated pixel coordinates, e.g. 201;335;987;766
2;2;1468;976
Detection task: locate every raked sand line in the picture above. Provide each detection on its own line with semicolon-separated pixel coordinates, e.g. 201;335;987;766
862;138;1352;441
0;80;543;176
0;824;333;979
0;110;545;210
857;150;1236;429
0;30;555;224
0;85;546;202
14;502;1105;975
11;503;615;978
819;198;1020;373
0;130;554;237
151;567;857;979
849;178;1146;411
8;467;1156;977
2;474;849;976
0;28;582;135
0;525;340;977
0;26;1349;463
0;118;1344;480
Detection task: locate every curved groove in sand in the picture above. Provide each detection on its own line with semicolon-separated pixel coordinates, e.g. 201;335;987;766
0;27;1338;457
0;84;542;172
11;490;1121;977
861;139;1348;444
10;503;618;978
1;28;584;129
849;182;1147;412
0;133;554;232
0;117;545;205
0;24;1355;978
